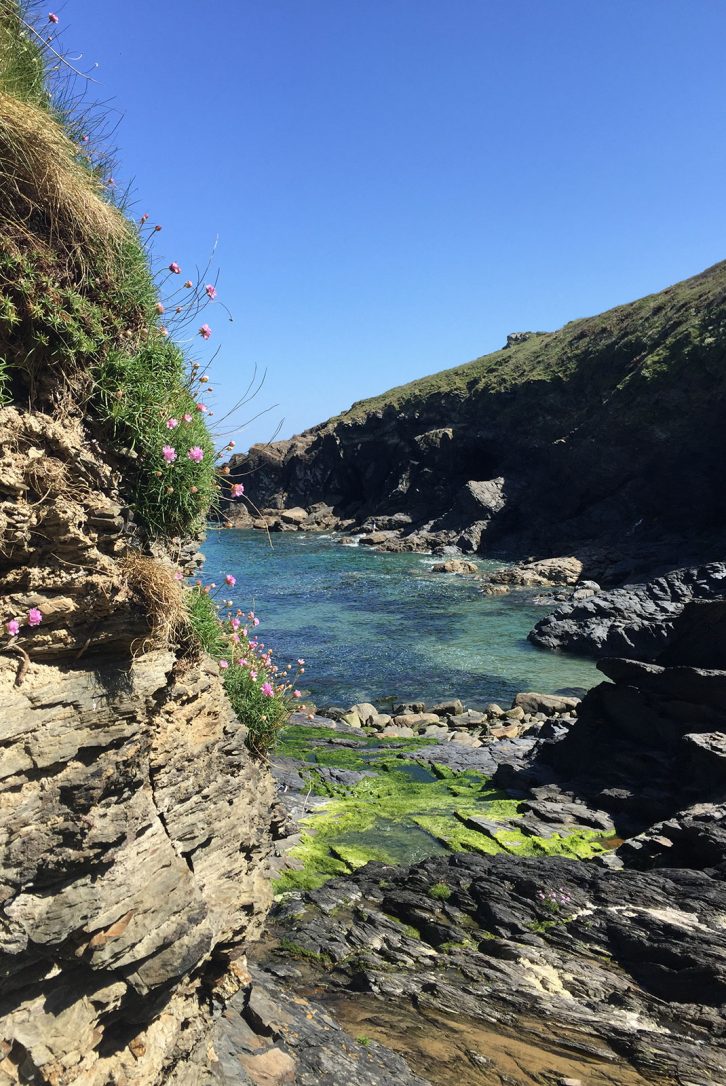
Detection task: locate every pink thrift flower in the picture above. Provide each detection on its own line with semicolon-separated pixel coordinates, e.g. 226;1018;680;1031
6;619;19;637
242;627;248;637
184;280;193;288
140;212;149;223
169;262;181;274
48;12;59;23
162;445;177;463
205;284;218;300
156;302;165;315
174;571;184;581
253;617;260;627
196;402;208;413
27;608;43;627
231;632;240;644
219;660;229;670
187;446;204;463
293;690;302;698
297;659;305;665
199;323;212;340
225;574;236;586
261;682;274;697
183;413;193;423
230;483;245;498
166;417;179;429
249;669;257;681
231;618;241;630
239;658;248;666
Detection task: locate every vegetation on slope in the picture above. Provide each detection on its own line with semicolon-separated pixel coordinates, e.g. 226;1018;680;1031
0;0;215;537
336;260;726;439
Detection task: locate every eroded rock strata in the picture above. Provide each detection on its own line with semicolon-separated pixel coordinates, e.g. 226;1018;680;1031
0;407;279;1084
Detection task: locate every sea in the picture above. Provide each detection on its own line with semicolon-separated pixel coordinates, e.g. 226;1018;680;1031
200;528;600;709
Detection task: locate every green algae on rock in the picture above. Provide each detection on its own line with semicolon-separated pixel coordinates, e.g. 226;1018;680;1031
273;725;612;893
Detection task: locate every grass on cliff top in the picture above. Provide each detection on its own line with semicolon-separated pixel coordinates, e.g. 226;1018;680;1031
330;259;726;433
0;2;217;538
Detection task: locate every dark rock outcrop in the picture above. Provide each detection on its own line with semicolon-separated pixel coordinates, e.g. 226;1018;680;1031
529;561;726;658
262;598;726;1086
224;261;726;565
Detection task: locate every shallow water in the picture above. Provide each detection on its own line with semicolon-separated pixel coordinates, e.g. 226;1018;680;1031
201;529;600;707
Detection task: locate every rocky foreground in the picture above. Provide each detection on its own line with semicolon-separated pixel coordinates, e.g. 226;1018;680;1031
252;599;726;1085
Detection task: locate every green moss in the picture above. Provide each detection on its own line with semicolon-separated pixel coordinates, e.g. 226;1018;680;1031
274;740;613;894
278;938;332;965
429;881;452;901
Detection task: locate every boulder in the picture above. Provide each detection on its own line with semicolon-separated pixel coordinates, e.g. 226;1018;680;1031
430;699;464;717
513;692;581;716
393;713;442;729
483;556;584;590
348;702;379;726
431;560;479;575
280;506;309;525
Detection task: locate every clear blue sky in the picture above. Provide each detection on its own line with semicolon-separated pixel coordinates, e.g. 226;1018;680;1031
56;1;726;448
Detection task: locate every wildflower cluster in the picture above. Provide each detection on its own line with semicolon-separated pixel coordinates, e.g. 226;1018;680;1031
4;608;43;639
536;887;573;913
186;576;305;755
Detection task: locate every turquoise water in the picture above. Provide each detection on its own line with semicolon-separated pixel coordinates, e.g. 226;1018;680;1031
200;529;600;708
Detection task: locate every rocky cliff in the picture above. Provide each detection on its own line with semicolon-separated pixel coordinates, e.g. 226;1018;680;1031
0;408;282;1084
226;260;726;565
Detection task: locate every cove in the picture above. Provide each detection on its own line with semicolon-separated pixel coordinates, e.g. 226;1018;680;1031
201;528;600;707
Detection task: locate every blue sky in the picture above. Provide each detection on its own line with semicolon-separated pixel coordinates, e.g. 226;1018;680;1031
56;1;726;448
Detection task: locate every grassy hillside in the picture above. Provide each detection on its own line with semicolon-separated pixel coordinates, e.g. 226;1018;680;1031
336;259;726;429
0;0;215;537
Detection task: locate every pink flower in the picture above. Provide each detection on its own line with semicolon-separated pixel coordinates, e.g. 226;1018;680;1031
293;690;302;698
107;178;115;187
219;660;229;670
81;135;89;143
227;440;236;448
174;571;184;581
48;12;59;23
196;402;208;413
162;445;177;463
261;682;274;697
169;262;181;274
231;632;240;644
187;446;204;463
297;659;305;666
231;618;241;630
205;284;217;301
183;413;193;423
198;323;212;340
166;417;179;429
156;302;165;315
238;658;248;666
253;617;260;627
230;483;245;498
6;619;19;637
140;212;149;223
160;327;169;337
184;280;193;288
249;669;257;681
27;608;43;627
225;574;236;586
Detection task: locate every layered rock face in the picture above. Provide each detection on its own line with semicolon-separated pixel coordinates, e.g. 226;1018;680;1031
225;260;726;564
0;408;277;1084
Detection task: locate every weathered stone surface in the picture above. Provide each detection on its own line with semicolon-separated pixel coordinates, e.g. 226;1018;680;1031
0;407;279;1085
483;556;584;590
529;562;726;659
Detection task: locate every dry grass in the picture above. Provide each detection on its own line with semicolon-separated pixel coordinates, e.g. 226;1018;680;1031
0;91;127;276
119;552;187;651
